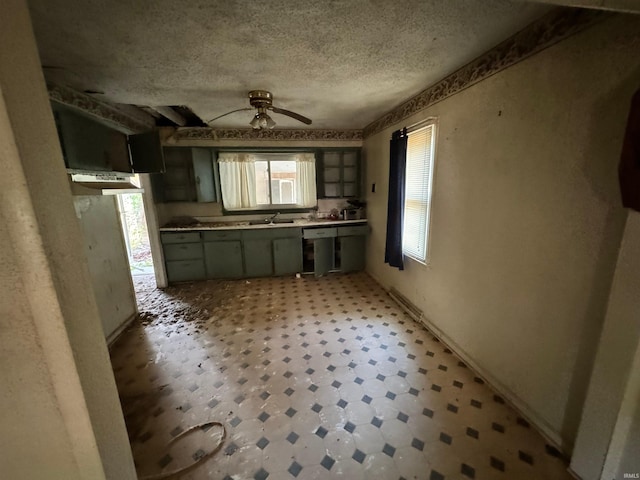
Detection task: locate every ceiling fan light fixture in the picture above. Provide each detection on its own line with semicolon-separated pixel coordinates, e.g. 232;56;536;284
209;90;311;128
249;111;276;130
265;114;276;129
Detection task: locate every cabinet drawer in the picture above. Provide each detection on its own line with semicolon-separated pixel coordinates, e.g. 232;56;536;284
166;259;205;283
303;227;337;239
273;227;303;239
243;228;302;240
202;230;242;241
338;225;369;237
164;242;203;261
161;232;201;244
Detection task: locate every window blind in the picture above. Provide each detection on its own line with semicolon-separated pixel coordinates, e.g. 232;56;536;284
402;124;435;262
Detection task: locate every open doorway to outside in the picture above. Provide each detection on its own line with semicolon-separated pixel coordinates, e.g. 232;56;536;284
116;192;154;276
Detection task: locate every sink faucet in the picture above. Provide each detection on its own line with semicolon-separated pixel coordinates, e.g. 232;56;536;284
268;212;280;223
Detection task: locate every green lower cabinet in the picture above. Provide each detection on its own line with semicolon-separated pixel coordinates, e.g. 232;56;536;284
273;237;303;275
244;239;274;277
163;242;203;261
166;259;206;283
339;235;366;272
162;225;366;284
313;237;335;277
204;241;244;278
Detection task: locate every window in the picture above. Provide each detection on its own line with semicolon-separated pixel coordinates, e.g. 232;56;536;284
218;152;316;211
402;124;436;263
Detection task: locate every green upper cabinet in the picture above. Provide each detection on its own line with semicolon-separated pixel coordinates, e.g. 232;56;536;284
54;106;130;172
153;147;219;203
128;130;166;173
317;148;361;198
52;103;164;174
192;148;218;202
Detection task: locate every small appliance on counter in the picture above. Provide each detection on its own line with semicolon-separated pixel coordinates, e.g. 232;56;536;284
342;208;359;220
342;199;366;220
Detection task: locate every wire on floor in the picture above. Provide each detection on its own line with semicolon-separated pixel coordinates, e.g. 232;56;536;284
139;421;226;480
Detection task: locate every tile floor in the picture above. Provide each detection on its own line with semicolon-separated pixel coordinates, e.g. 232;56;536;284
110;272;573;480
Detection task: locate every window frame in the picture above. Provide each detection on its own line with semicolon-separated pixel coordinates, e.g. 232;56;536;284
215;148;318;215
402;119;438;266
254;156;299;210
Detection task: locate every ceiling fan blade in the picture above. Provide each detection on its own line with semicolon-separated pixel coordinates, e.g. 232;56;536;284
269;106;312;125
207;107;253;125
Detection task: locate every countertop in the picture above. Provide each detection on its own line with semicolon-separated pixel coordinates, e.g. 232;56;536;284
159;218;368;232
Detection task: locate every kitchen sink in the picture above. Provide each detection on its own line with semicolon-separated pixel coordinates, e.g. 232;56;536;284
248;219;295;225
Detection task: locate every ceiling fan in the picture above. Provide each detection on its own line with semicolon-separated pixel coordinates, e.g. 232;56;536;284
207;90;312;129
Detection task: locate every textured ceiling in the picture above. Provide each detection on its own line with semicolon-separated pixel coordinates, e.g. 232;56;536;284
28;0;550;129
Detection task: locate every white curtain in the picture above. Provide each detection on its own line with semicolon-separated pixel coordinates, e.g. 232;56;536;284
218;153;257;209
295;153;317;207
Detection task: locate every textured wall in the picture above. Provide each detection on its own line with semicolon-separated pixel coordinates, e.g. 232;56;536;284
0;0;136;478
364;13;640;450
571;211;640;478
74;196;137;340
616;372;640;478
0;181;89;479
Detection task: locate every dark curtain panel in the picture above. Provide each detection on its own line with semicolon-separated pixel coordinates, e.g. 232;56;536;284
619;88;640;212
385;128;408;270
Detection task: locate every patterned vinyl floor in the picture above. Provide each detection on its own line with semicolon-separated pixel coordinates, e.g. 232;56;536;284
110;272;573;480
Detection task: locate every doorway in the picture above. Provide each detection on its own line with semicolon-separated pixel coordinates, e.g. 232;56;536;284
116;192;154;276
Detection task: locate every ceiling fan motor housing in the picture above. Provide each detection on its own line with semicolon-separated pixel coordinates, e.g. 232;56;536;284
248;90;273;109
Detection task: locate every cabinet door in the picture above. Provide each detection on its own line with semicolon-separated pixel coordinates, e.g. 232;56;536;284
163;243;203;261
342;151;359;197
54;107;130;172
340;236;366;272
204;241;243;278
129;130;165;173
162;148;196;202
313;238;334;277
321;151;342;198
244;239;273;277
192;148;218;202
317;149;361;199
166;259;206;283
273;238;303;276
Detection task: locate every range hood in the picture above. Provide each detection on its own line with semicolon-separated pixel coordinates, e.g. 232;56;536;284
69;171;143;195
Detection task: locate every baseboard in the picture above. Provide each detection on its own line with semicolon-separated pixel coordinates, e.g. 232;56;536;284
107;311;138;348
366;269;572;456
568;467;583;479
417;312;570;455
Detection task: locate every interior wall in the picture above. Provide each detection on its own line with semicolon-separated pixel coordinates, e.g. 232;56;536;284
571;211;640;479
616;375;640;477
156;200;223;225
364;13;640;450
0;177;93;479
156;197;355;225
73;195;137;340
0;0;136;478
